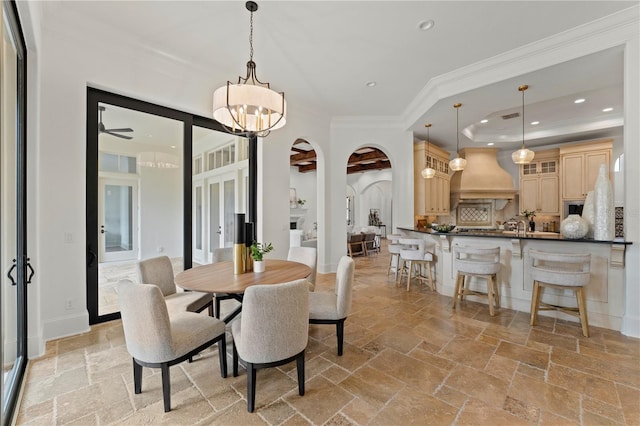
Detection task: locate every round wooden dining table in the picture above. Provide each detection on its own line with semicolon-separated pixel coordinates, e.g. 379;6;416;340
175;259;311;323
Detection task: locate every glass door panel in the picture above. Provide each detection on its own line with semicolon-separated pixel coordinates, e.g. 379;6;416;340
2;1;28;422
193;183;205;264
223;177;236;247
209;182;221;254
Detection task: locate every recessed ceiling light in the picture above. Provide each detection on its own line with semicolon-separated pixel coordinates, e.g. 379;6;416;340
365;81;376;87
418;19;435;31
170;145;176;149
480;119;488;124
530;121;540;125
574;98;586;104
487;142;494;146
602;107;613;112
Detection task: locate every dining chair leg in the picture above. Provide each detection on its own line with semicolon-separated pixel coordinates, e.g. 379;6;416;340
576;287;590;337
232;342;239;377
218;335;227;378
161;363;171;412
215;297;222;319
296;352;305;396
133;359;142;394
336;319;346;356
247;362;257;413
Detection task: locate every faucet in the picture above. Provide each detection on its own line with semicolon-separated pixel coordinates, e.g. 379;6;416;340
516;220;527;237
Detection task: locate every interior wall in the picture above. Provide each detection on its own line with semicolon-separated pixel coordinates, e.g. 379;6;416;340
289;167;317;239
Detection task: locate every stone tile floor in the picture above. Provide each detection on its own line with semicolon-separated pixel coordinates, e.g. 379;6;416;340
17;246;640;425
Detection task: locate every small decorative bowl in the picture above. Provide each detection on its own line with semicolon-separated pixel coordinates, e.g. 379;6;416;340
432;224;456;233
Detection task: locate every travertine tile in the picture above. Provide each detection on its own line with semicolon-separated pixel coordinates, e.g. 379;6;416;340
15;244;640;425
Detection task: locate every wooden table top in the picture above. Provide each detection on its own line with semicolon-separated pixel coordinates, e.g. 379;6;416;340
175;259;311;294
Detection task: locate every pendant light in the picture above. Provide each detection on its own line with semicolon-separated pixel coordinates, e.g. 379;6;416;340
449;103;467;172
421;123;436;179
212;1;286;137
511;84;535;164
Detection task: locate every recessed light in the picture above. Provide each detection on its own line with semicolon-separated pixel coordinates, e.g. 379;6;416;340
480;119;488;124
530;121;540;125
487;142;494;146
418;19;435;31
602;107;613;112
365;81;376;87
170;145;176;149
574;98;586;104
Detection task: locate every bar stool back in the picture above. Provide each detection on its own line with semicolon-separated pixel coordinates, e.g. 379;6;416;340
529;250;591;337
452;246;501;316
396;238;435;291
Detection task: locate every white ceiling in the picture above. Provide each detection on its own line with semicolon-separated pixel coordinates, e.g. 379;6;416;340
43;1;635;153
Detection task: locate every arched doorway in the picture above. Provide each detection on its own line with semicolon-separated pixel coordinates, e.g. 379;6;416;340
289;138;318;248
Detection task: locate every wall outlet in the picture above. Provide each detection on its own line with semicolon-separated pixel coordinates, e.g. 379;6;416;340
65;299;73;310
157;246;164;253
64;233;73;243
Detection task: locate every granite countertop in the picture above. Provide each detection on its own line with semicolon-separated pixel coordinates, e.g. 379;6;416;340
398;227;632;245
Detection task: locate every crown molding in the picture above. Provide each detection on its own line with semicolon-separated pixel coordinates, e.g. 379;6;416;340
402;4;640;130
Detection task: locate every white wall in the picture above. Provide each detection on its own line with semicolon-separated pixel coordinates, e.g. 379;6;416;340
289;167;317;238
16;2;640;356
346;170;392;230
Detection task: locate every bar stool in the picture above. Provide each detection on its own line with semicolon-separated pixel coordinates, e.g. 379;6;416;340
529;250;591;337
387;243;403;279
452;246;501;316
396;238;435;292
387;234;402;244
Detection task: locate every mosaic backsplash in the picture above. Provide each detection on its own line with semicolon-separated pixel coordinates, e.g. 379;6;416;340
615;206;624;238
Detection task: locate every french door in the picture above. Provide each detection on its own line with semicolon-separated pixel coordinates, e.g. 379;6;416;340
98;178;139;262
1;1;29;423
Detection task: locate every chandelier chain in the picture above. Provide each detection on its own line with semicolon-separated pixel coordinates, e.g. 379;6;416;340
249;8;254;62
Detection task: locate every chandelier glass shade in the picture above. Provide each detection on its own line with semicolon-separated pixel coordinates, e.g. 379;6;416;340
449;103;466;172
421;123;436;178
212;1;286;137
511;84;534;164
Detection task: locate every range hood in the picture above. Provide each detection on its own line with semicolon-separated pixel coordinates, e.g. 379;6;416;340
450;148;516;210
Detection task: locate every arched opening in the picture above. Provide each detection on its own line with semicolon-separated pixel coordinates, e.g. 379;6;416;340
345;146;392;240
289;138;318;249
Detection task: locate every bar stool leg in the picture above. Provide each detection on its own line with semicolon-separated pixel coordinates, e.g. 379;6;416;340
426;261;434;291
493;274;501;308
396;259;405;286
406;260;414;291
452;272;462;309
530;281;541;326
487;275;495;316
576;287;590;337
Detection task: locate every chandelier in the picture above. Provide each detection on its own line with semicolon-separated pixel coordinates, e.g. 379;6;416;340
511;84;535;164
449;103;467;172
421;123;436;178
212;1;286;137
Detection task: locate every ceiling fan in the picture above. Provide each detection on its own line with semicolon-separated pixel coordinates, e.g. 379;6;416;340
98;106;133;140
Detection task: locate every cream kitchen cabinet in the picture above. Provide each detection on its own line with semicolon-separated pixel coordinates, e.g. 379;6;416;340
560;139;612;200
519;148;559;215
414;142;450;216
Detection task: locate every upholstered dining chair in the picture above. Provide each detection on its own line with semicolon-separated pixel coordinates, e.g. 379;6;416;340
137;255;213;316
118;279;227;412
211;247;235;318
232;279;309;413
308;255;355;356
346;233;365;257
287;246;317;291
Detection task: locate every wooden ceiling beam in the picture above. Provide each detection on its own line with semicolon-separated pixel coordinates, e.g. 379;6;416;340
290;150;318;164
347;149;388;165
346;160;391;174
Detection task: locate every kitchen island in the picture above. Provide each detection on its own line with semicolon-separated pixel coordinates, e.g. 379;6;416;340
397;227;632;331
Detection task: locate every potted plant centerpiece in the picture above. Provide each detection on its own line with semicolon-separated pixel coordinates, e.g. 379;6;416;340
522;209;537;232
249;241;274;273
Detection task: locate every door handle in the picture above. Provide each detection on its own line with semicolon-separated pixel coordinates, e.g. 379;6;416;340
216;226;222;235
87;247;97;268
26;258;35;284
100;225;106;234
7;259;16;285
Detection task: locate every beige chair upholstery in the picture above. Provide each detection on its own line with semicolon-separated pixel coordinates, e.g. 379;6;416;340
529;250;592;337
396;238;435;291
211;248;235;319
137;256;213;316
118;279;227;412
452;246;501;316
308;256;355;356
387;243;403;279
287;246;318;291
232;279;309;412
362;232;378;255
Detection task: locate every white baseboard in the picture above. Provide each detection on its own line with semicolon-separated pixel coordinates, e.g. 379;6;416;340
39;310;90;356
621;315;640;338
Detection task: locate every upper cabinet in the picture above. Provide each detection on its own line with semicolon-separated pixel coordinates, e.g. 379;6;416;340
560;139;612;200
519;148;560;215
414;142;451;216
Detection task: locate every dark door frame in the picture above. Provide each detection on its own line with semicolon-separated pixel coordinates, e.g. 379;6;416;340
1;1;29;424
86;88;233;324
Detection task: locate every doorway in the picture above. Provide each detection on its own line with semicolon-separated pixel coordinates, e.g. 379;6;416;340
98;177;138;263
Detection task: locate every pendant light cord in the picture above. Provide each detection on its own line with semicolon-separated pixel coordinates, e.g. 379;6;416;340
249;8;254;62
521;86;525;149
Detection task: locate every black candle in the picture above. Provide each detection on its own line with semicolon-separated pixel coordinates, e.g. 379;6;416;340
234;213;246;244
245;222;254;247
